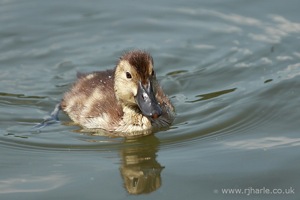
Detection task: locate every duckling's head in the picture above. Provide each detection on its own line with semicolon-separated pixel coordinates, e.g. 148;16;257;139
114;50;162;119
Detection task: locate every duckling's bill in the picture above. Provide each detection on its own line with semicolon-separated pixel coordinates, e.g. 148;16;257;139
135;81;162;119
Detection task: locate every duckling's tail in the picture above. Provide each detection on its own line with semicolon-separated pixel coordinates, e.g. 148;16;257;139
33;103;61;129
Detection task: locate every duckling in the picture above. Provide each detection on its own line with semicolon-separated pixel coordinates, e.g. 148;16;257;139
60;50;175;135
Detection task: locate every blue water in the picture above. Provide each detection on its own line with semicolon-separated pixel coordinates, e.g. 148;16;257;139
1;0;300;199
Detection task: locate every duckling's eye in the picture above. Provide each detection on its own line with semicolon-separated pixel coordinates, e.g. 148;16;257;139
151;69;155;76
126;72;132;79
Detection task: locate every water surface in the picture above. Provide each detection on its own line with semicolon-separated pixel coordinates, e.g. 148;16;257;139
1;0;300;199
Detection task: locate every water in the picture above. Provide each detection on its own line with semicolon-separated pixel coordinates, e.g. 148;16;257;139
1;0;300;199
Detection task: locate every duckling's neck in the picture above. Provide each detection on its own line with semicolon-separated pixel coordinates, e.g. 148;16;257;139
116;104;152;133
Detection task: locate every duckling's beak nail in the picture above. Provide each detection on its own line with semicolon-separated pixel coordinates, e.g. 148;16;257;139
135;81;162;119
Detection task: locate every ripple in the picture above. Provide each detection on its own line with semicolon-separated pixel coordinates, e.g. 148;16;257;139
186;88;237;103
0;132;124;152
0;92;46;99
0;174;69;194
221;136;300;150
156;77;291;150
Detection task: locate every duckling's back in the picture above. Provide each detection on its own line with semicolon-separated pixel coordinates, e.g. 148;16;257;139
61;70;123;130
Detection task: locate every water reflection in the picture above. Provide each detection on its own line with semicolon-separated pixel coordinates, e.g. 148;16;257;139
119;135;164;195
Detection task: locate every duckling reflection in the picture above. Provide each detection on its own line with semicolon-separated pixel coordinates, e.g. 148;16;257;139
120;135;164;195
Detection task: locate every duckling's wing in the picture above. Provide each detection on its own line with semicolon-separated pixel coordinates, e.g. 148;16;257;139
61;70;123;130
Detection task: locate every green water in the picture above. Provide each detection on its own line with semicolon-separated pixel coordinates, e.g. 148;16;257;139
1;0;300;199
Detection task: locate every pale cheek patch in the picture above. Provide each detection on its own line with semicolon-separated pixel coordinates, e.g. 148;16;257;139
132;86;138;97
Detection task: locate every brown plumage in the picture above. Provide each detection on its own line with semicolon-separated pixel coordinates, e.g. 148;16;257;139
61;50;175;136
121;51;153;84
